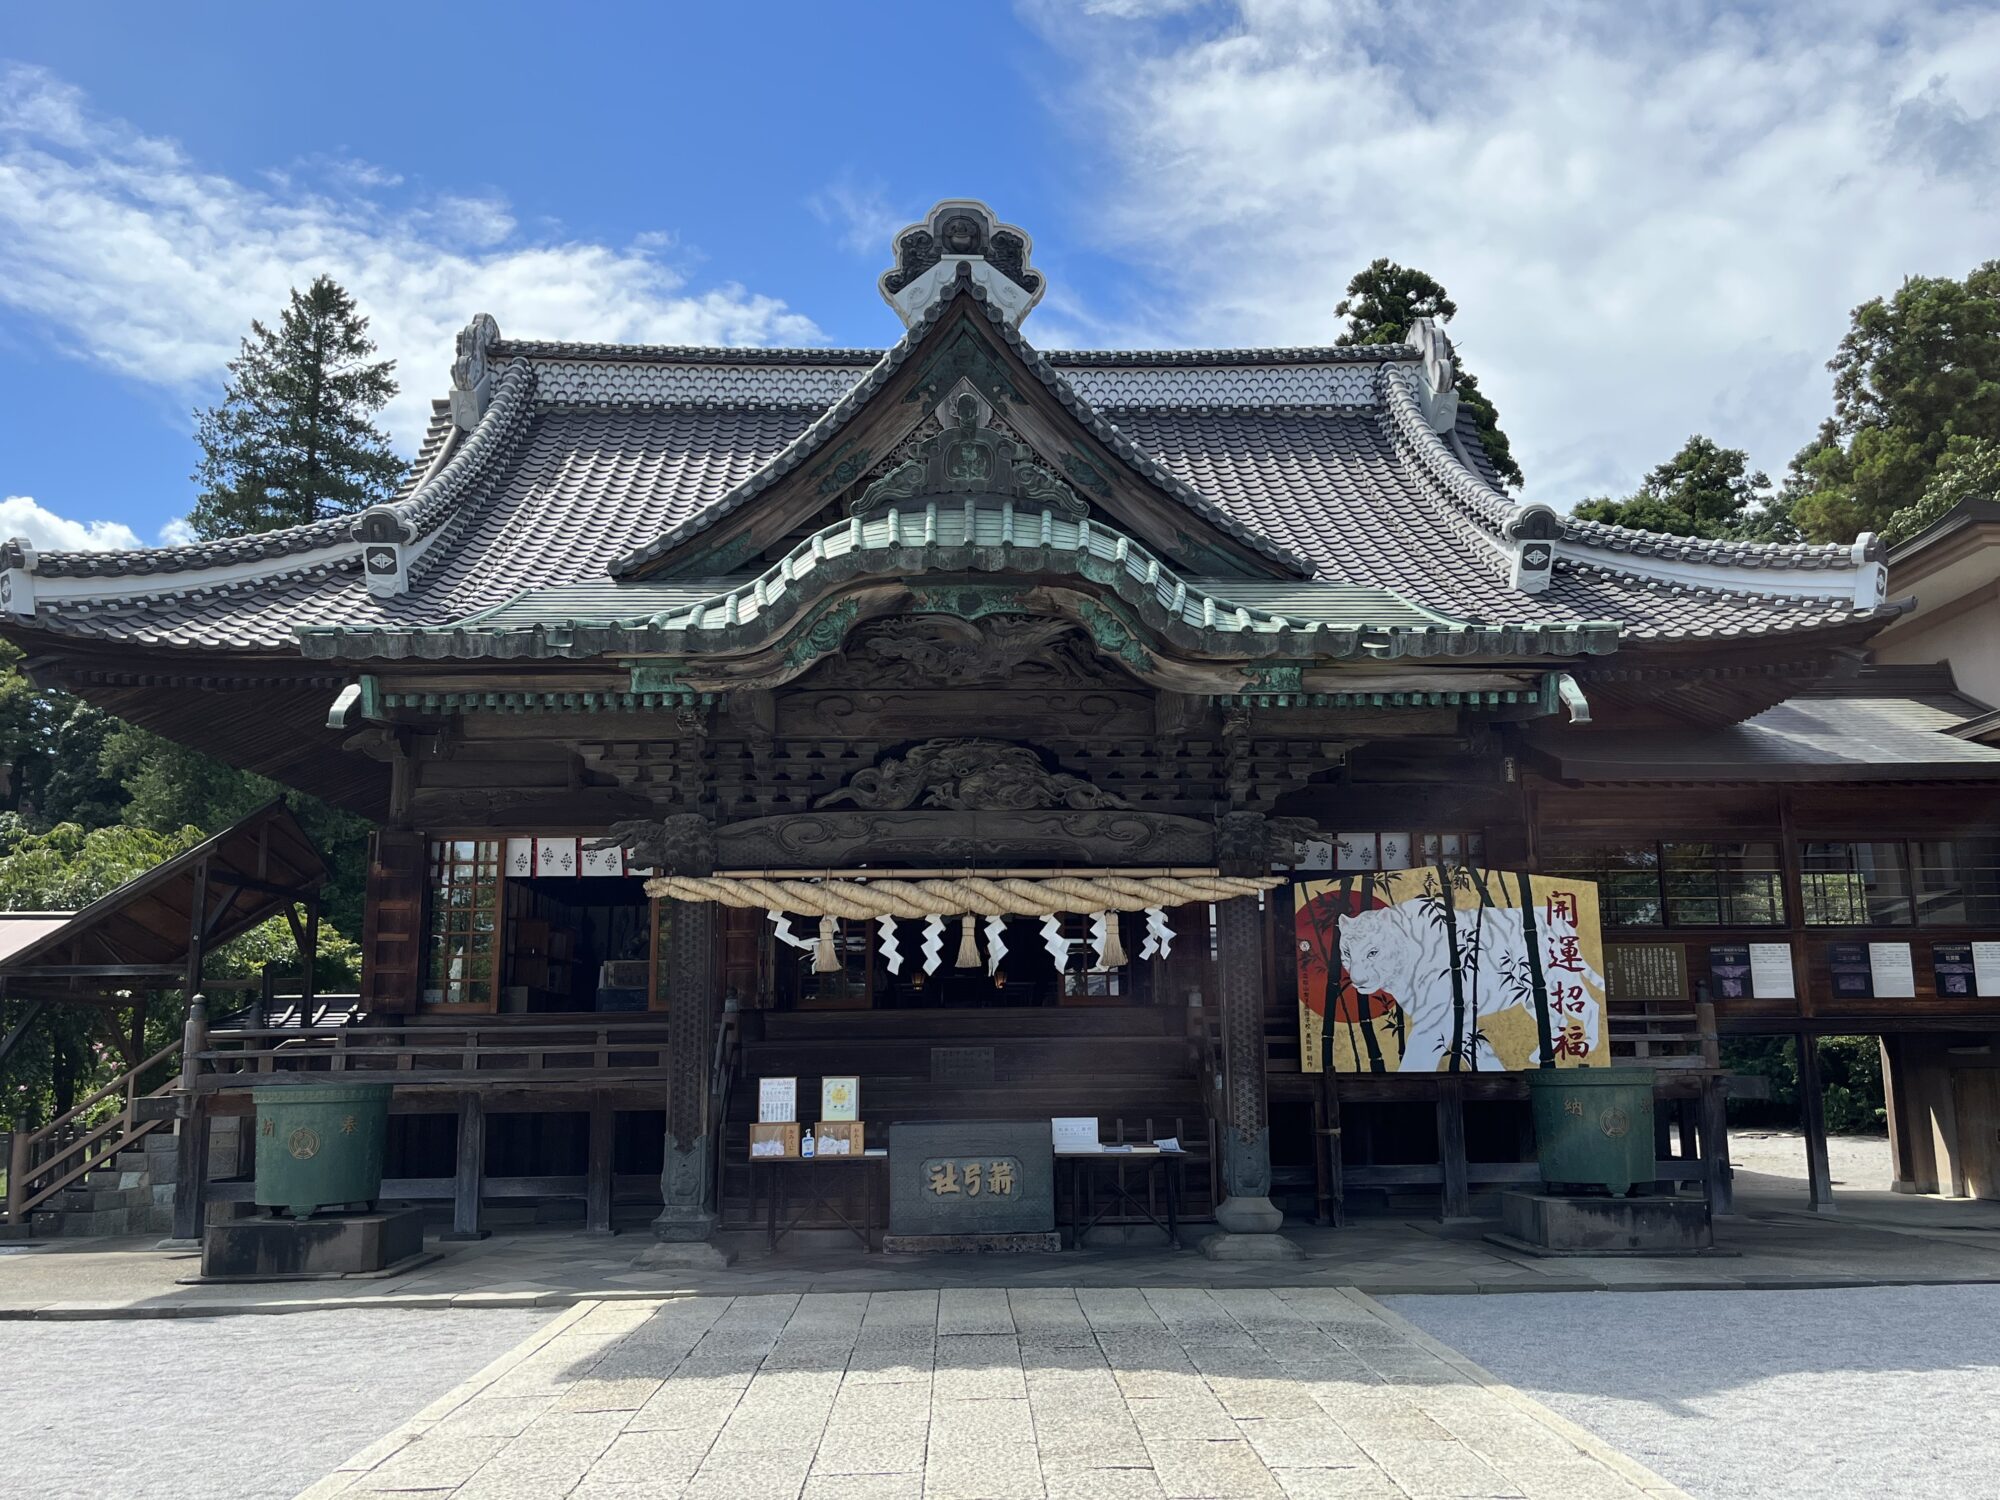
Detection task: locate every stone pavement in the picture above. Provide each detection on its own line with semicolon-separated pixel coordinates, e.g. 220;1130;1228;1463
4;1184;1999;1319
299;1288;1686;1500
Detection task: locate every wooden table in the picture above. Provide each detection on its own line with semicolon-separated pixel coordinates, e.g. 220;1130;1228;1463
1056;1149;1185;1250
752;1154;887;1252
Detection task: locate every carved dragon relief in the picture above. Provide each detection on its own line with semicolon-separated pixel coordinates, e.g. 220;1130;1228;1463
815;738;1130;812
793;614;1111;691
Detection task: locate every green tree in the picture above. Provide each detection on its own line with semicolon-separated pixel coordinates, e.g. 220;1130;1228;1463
1573;434;1787;540
1789;262;2000;542
0;643;127;829
1879;435;2000;546
1335;258;1525;489
188;275;403;539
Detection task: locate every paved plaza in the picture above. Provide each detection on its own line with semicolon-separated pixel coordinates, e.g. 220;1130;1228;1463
297;1288;1681;1500
1393;1283;2000;1500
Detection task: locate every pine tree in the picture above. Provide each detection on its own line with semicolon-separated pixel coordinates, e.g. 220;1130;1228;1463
188;276;403;538
1335;258;1524;489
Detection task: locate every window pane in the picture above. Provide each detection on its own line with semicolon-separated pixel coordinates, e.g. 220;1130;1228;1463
1803;841;1912;926
1913;838;2000;926
1542;842;1662;927
1662;841;1785;927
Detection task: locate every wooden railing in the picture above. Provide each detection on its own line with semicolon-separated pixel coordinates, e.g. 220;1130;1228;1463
198;1010;678;1088
5;1038;182;1228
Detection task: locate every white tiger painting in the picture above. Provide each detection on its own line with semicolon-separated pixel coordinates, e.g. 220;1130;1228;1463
1297;868;1607;1073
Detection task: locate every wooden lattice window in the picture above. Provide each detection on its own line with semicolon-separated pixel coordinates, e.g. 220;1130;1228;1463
426;840;504;1012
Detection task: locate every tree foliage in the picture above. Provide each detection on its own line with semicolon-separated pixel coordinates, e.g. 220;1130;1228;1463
1788;262;2000;542
1335;258;1525;489
1573;435;1790;540
1879;435;2000;547
188;275;404;539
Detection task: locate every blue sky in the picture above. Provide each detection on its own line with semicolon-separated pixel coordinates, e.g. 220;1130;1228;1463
3;1;1998;550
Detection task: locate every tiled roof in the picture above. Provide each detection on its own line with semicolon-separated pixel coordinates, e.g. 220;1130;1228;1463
3;276;1893;655
1546;692;2000;781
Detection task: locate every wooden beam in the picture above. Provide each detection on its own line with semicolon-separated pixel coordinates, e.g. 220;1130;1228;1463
0;1001;46;1073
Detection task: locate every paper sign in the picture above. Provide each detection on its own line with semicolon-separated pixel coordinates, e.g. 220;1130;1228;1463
1933;942;1977;998
578;842;624;877
1829;942;1873;999
1286;839;1333;871
1748;943;1795;1000
1975;942;2000;998
821;1076;859;1122
1707;944;1750;1000
1379;833;1412;871
504;838;537;879
1869;942;1916;999
535;836;578;878
758;1076;798;1124
1050;1116;1101;1152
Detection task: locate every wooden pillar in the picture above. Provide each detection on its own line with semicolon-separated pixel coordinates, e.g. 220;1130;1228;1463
1797;1030;1836;1212
183;859;210;1001
1699;1074;1735;1214
301;899;320;1024
1317;1064;1344;1228
1211;891;1285;1239
170;1096;211;1242
656;895;720;1241
585;1096;616;1237
1436;1075;1471;1220
444;1091;489;1240
169;995;210;1243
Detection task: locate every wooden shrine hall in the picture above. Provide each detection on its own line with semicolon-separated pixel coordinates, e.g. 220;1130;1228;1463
6;198;2000;1251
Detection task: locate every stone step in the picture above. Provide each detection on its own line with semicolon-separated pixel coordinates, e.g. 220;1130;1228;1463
82;1168;147;1192
44;1184;150;1214
31;1206;138;1237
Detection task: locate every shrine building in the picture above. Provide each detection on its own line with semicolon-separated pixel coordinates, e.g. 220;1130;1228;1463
7;199;1999;1250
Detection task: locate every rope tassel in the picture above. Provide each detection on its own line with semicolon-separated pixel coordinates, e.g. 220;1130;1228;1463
954;913;980;969
1091;910;1128;970
813;914;841;973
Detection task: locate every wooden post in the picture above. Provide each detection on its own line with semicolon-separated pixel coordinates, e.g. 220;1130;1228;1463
1797;1030;1836;1213
301;899;320;1024
1699;1073;1734;1214
1318;1062;1344;1228
585;1095;616;1237
1212;892;1285;1238
183;859;210;1001
1436;1075;1471;1220
6;1125;28;1227
170;1095;211;1242
444;1091;489;1240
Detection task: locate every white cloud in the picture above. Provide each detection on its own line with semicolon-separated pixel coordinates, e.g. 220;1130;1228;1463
808;175;914;258
1029;0;2000;506
0;494;141;551
0;65;825;453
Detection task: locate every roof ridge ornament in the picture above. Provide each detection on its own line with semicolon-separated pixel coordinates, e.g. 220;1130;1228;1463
1405;317;1458;434
880;199;1045;329
852;387;1086;517
451;313;501;432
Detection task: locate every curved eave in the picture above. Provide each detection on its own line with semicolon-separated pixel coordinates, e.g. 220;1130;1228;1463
299;498;1620;666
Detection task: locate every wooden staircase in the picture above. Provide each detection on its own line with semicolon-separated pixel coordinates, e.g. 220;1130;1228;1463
4;1041;182;1239
715;1005;1218;1231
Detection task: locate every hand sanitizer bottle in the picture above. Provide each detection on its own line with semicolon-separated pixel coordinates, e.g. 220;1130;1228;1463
801;1126;816;1159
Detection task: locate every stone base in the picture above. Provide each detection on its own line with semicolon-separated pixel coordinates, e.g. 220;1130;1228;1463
1492;1191;1728;1257
882;1231;1061;1254
1079;1223;1173;1250
1214;1194;1285;1234
630;1239;736;1270
1200;1230;1305;1262
195;1209;427;1281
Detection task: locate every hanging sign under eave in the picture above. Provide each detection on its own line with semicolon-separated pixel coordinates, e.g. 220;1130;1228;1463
498;835;654;879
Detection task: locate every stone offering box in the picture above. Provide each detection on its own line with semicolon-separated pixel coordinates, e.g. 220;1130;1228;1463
889;1120;1053;1237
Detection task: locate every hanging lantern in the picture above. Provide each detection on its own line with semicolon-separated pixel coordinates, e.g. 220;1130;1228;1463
1091;910;1128;970
954;913;980;969
813;914;841;973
